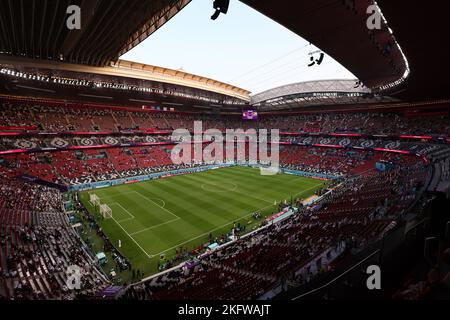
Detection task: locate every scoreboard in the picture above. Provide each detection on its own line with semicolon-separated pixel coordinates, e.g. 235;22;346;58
242;109;258;120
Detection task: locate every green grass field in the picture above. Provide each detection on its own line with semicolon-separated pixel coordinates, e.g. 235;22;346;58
79;166;326;278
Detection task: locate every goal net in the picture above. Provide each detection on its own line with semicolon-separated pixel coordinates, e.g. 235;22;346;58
100;204;112;219
260;166;280;176
90;194;100;207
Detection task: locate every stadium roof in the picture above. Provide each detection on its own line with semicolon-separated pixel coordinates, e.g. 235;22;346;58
241;0;409;93
251;79;398;110
0;55;251;105
0;0;191;66
113;60;250;101
1;0;448;109
241;0;450;102
375;0;450;101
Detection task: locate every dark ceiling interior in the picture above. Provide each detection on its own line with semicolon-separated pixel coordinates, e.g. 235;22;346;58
376;0;450;101
241;0;450;102
241;0;407;92
0;0;449;105
0;0;190;66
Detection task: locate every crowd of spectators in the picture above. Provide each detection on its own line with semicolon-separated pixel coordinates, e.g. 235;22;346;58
0;100;447;300
126;160;427;300
1;100;449;135
0;178;108;299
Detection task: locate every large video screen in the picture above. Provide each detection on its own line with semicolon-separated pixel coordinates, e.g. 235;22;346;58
242;109;258;120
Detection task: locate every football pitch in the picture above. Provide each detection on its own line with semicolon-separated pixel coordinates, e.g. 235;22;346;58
79;166;326;277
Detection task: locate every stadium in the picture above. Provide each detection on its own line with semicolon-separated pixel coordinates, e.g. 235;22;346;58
0;0;449;304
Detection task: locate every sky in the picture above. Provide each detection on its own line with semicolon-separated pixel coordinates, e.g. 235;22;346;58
121;0;356;94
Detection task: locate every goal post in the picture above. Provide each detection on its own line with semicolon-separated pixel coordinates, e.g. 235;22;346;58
90;194;100;207
100;204;113;219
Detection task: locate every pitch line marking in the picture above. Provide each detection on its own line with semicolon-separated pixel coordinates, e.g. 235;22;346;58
198;180;273;204
96;190;140;199
150;183;324;257
110;202;135;219
200;182;238;193
151;202;275;257
148;198;166;208
109;214;152;259
85;194;153;259
230;188;274;205
291;183;324;198
99;191;175;218
129;217;181;236
88;178;324;260
117;217;134;223
131;191;180;220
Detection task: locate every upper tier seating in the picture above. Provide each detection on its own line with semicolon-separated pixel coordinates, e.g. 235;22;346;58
1;100;449;135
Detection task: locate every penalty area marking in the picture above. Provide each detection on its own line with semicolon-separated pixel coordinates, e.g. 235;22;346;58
109;214;153;259
87;191;176;259
84;197;152;258
129;217;180;236
110;202;135;220
86;181;324;260
148;198;166;208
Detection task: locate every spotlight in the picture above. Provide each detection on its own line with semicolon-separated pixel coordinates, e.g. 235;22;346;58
211;0;229;20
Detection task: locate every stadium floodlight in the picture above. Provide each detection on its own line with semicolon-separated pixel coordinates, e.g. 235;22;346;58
211;0;229;20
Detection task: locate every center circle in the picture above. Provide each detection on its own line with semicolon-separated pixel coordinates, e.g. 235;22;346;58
201;182;238;193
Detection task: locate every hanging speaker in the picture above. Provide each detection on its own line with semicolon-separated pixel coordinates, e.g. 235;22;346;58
211;0;230;20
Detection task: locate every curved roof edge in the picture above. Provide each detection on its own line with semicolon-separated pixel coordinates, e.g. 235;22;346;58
113;59;251;101
251;79;371;104
0;55;251;102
